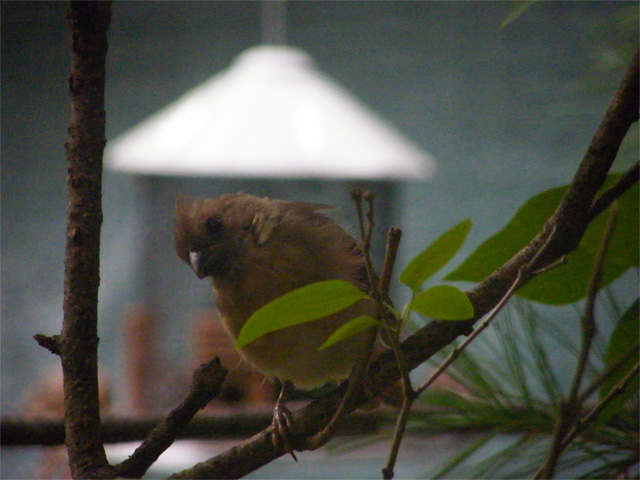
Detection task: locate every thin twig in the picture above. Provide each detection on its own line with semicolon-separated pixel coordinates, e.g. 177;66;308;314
115;357;227;478
570;203;619;403
418;271;524;396
351;189;378;290
360;194;412;399
578;343;640;403
350;193;415;480
363;191;382;289
588;161;639;221
377;226;403;345
417;229;564;397
350;189;367;248
560;361;639;452
300;327;378;451
300;192;397;452
380;227;402;299
363;192;376;246
533;361;640;479
378;256;414;480
536;204;619;479
382;389;416;480
380;317;415;480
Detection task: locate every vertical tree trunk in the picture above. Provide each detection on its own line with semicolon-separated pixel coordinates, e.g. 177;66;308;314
61;2;112;477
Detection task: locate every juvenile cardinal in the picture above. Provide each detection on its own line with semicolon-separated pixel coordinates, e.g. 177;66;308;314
174;193;377;454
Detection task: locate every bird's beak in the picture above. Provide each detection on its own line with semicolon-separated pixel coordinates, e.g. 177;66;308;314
188;251;206;279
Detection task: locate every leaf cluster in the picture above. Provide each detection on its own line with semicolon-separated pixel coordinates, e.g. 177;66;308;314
316;172;638;478
447;174;638;305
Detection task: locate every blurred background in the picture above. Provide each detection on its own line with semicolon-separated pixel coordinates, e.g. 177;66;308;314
2;1;637;478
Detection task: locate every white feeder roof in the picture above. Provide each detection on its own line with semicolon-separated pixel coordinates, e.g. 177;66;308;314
106;45;436;180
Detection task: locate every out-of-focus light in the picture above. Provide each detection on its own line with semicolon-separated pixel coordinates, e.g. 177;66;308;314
106;45;436;181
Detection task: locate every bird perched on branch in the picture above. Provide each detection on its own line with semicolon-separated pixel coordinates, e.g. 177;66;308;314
174;192;377;455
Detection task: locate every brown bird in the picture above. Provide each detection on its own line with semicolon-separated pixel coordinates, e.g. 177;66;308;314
174;192;377;454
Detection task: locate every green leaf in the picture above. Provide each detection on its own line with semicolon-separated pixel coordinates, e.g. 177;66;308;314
411;285;474;320
235;280;369;347
446;175;638;305
597;299;639;425
400;219;472;292
446;186;565;283
318;315;381;351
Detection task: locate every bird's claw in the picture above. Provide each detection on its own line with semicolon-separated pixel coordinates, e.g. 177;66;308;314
271;400;298;461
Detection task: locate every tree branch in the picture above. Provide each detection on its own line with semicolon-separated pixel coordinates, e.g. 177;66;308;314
166;48;639;480
57;2;113;478
0;411;386;447
588;161;639;221
114;357;228;478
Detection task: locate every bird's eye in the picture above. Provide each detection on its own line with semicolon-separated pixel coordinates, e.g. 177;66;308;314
205;217;223;236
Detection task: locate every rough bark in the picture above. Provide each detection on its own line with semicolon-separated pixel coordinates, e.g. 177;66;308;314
61;2;113;477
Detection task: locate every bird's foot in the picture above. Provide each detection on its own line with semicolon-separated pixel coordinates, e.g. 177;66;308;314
271;399;298;461
271;380;298;461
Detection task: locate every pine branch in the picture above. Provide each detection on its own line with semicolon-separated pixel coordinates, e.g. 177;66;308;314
536;203;619;479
